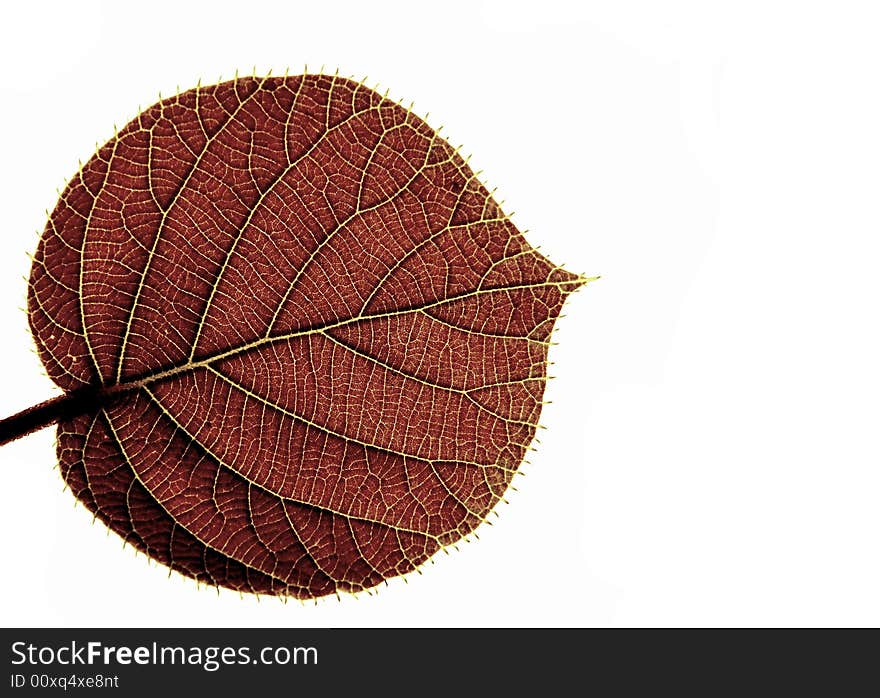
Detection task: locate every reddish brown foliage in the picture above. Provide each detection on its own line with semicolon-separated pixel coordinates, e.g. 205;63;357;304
25;75;584;597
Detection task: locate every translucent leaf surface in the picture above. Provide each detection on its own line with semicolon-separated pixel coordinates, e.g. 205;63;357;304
28;75;584;597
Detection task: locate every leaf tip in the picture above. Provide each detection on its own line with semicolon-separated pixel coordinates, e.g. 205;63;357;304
574;274;601;290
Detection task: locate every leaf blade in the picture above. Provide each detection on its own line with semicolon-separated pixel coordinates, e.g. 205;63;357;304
31;74;585;598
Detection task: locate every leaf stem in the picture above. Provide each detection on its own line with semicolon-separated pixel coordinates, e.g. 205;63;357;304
0;387;109;447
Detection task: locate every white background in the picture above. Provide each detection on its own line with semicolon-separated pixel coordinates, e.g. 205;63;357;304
0;0;878;627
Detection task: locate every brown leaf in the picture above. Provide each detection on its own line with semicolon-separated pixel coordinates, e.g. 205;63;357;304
22;74;586;598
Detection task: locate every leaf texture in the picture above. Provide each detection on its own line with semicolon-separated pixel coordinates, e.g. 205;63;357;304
28;74;584;597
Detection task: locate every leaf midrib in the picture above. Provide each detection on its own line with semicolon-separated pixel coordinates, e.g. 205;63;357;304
108;278;579;394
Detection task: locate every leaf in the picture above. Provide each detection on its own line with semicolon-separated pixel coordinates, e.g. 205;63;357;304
20;74;587;598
